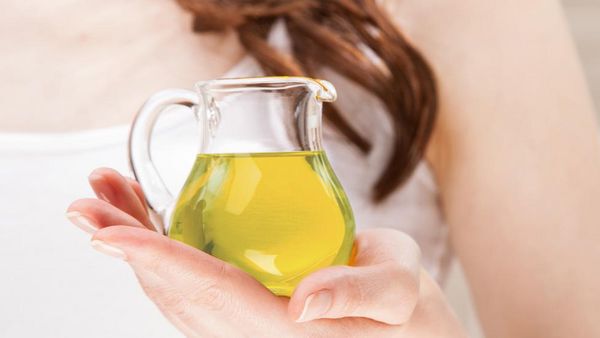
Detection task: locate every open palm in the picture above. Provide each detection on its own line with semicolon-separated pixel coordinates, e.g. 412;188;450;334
66;168;465;337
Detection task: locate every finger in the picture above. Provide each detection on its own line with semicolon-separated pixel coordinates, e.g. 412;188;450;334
91;226;291;334
88;168;153;229
288;228;421;325
125;177;163;233
66;198;147;233
125;177;148;211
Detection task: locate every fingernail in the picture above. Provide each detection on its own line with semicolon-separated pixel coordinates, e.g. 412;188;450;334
88;174;110;202
91;240;126;260
66;211;98;234
296;290;332;322
88;173;104;185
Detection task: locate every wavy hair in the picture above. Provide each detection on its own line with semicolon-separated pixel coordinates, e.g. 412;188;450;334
176;0;438;201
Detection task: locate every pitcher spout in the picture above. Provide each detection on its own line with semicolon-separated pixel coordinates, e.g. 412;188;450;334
313;79;337;102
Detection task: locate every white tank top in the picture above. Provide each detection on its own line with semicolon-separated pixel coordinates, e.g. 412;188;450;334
0;48;450;338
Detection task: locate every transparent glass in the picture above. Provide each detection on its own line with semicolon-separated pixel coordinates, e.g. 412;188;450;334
129;77;356;296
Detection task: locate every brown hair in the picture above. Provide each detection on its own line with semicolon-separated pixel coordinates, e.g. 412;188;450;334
176;0;437;202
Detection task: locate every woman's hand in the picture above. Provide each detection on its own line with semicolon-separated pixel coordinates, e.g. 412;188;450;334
67;168;466;338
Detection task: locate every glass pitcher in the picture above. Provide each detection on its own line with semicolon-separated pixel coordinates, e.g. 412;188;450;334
128;77;355;296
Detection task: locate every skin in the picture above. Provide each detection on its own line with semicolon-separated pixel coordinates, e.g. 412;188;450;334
0;0;244;131
382;1;600;336
2;0;599;336
67;169;466;337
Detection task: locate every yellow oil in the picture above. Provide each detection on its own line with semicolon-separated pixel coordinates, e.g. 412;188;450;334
168;151;355;296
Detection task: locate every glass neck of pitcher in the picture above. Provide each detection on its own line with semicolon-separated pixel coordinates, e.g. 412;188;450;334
194;77;337;154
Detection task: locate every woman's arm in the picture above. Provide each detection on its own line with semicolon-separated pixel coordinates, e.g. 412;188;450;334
385;0;600;336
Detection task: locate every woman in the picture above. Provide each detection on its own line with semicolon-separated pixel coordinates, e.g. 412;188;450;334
2;0;599;337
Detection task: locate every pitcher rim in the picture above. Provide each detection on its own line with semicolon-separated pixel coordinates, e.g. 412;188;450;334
194;76;337;102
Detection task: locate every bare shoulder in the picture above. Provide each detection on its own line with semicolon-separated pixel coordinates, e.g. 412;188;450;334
383;1;600;335
381;0;598;177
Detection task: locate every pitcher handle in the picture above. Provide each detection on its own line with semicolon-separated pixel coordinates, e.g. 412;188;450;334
128;89;199;233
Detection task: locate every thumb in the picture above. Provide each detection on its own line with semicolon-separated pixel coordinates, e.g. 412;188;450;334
288;229;422;325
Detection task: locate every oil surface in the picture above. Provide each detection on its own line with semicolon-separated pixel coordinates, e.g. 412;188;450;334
169;151;355;296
